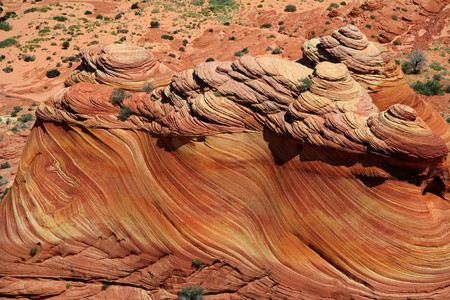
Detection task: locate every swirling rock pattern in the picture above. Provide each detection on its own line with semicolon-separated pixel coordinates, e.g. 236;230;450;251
1;28;450;299
65;44;174;90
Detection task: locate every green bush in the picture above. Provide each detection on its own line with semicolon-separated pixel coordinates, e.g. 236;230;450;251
296;78;312;92
260;23;272;29
206;57;214;62
392;15;398;20
18;113;34;123
179;286;204;300
3;66;13;73
13;106;22;113
46;69;61;78
234;50;244;57
330;2;339;8
0;162;11;169
117;107;132;121
192;0;204;6
10;111;17;117
393;40;401;45
208;0;236;11
150;21;160;28
192;259;203;269
62;41;70;49
53;16;67;22
161;34;174;40
96;14;103;20
0;21;11;31
284;4;296;12
131;2;139;9
0;38;18;48
412;79;444;96
272;48;282;54
430;61;445;71
141;82;153;93
85;10;93;15
30;246;38;256
370;15;376;19
406;49;427;74
110;88;125;103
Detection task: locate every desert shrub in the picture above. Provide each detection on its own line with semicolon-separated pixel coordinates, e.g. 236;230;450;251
296;78;312;92
118;29;128;33
445;85;450;93
151;8;160;13
260;23;272;29
340;1;346;5
393;40;401;45
392;15;398;20
412;79;444;96
10;111;17;117
370;15;376;19
206;57;214;62
182;39;188;46
168;53;176;58
30;246;38;256
150;21;160;28
101;283;110;290
265;46;272;51
272;48;282;54
234;50;244;57
96;14;103;19
85;10;92;15
3;66;13;73
0;162;11;169
141;82;153;93
406;49;427;74
229;36;236;40
117;107;132;121
430;61;445;71
110;88;125;103
395;59;400;65
192;0;204;6
0;54;4;61
161;34;174;40
192;259;203;269
13;106;22;113
223;21;230;26
330;3;339;8
284;4;296;12
18;113;34;123
0;38;18;48
131;2;139;9
242;47;249;54
213;91;223;97
179;46;185;52
402;62;412;74
115;13;123;20
21;54;36;62
179;286;204;300
0;21;11;31
53;16;67;22
46;69;60;78
208;0;236;11
365;24;371;29
62;41;70;49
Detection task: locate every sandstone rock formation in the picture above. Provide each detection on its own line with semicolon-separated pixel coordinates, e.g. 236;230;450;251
1;27;450;299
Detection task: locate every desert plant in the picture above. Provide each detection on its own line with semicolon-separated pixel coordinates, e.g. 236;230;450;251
10;111;17;117
3;66;13;73
110;88;125;103
62;41;70;49
1;162;11;169
18;113;34;123
406;49;427;74
141;82;153;93
66;283;72;289
117;107;132;121
260;23;272;28
206;57;214;62
430;61;445;71
0;21;11;31
96;14;103;20
365;24;371;29
192;259;203;269
30;246;38;256
21;54;36;62
192;0;204;6
53;16;67;22
13;106;22;113
101;283;110;290
46;69;61;78
85;10;93;15
272;48;282;54
179;286;204;300
392;15;398;20
131;2;139;9
284;4;296;12
234;50;244;57
393;40;401;45
161;34;174;40
412;79;444;96
0;38;18;48
370;15;376;19
296;77;312;92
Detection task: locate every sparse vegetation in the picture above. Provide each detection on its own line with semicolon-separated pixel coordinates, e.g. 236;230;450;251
392;15;398;21
62;41;70;49
53;16;68;22
206;57;215;62
161;34;174;40
117;107;132;121
284;4;296;12
272;48;283;54
110;88;125;103
402;49;427;74
141;82;153;93
412;79;444;96
179;286;204;300
260;23;272;29
393;40;401;45
192;259;203;269
30;246;38;257
101;283;110;290
430;61;445;71
46;69;61;78
151;21;160;28
3;66;13;73
0;21;11;31
0;162;11;169
85;10;93;15
0;38;18;48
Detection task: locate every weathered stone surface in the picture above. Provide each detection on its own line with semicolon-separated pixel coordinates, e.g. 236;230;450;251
1;28;450;299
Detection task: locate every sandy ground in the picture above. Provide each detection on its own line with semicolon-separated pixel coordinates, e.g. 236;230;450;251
0;0;449;194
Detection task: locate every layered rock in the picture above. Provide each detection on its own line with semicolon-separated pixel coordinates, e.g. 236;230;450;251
1;30;450;299
65;44;173;90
